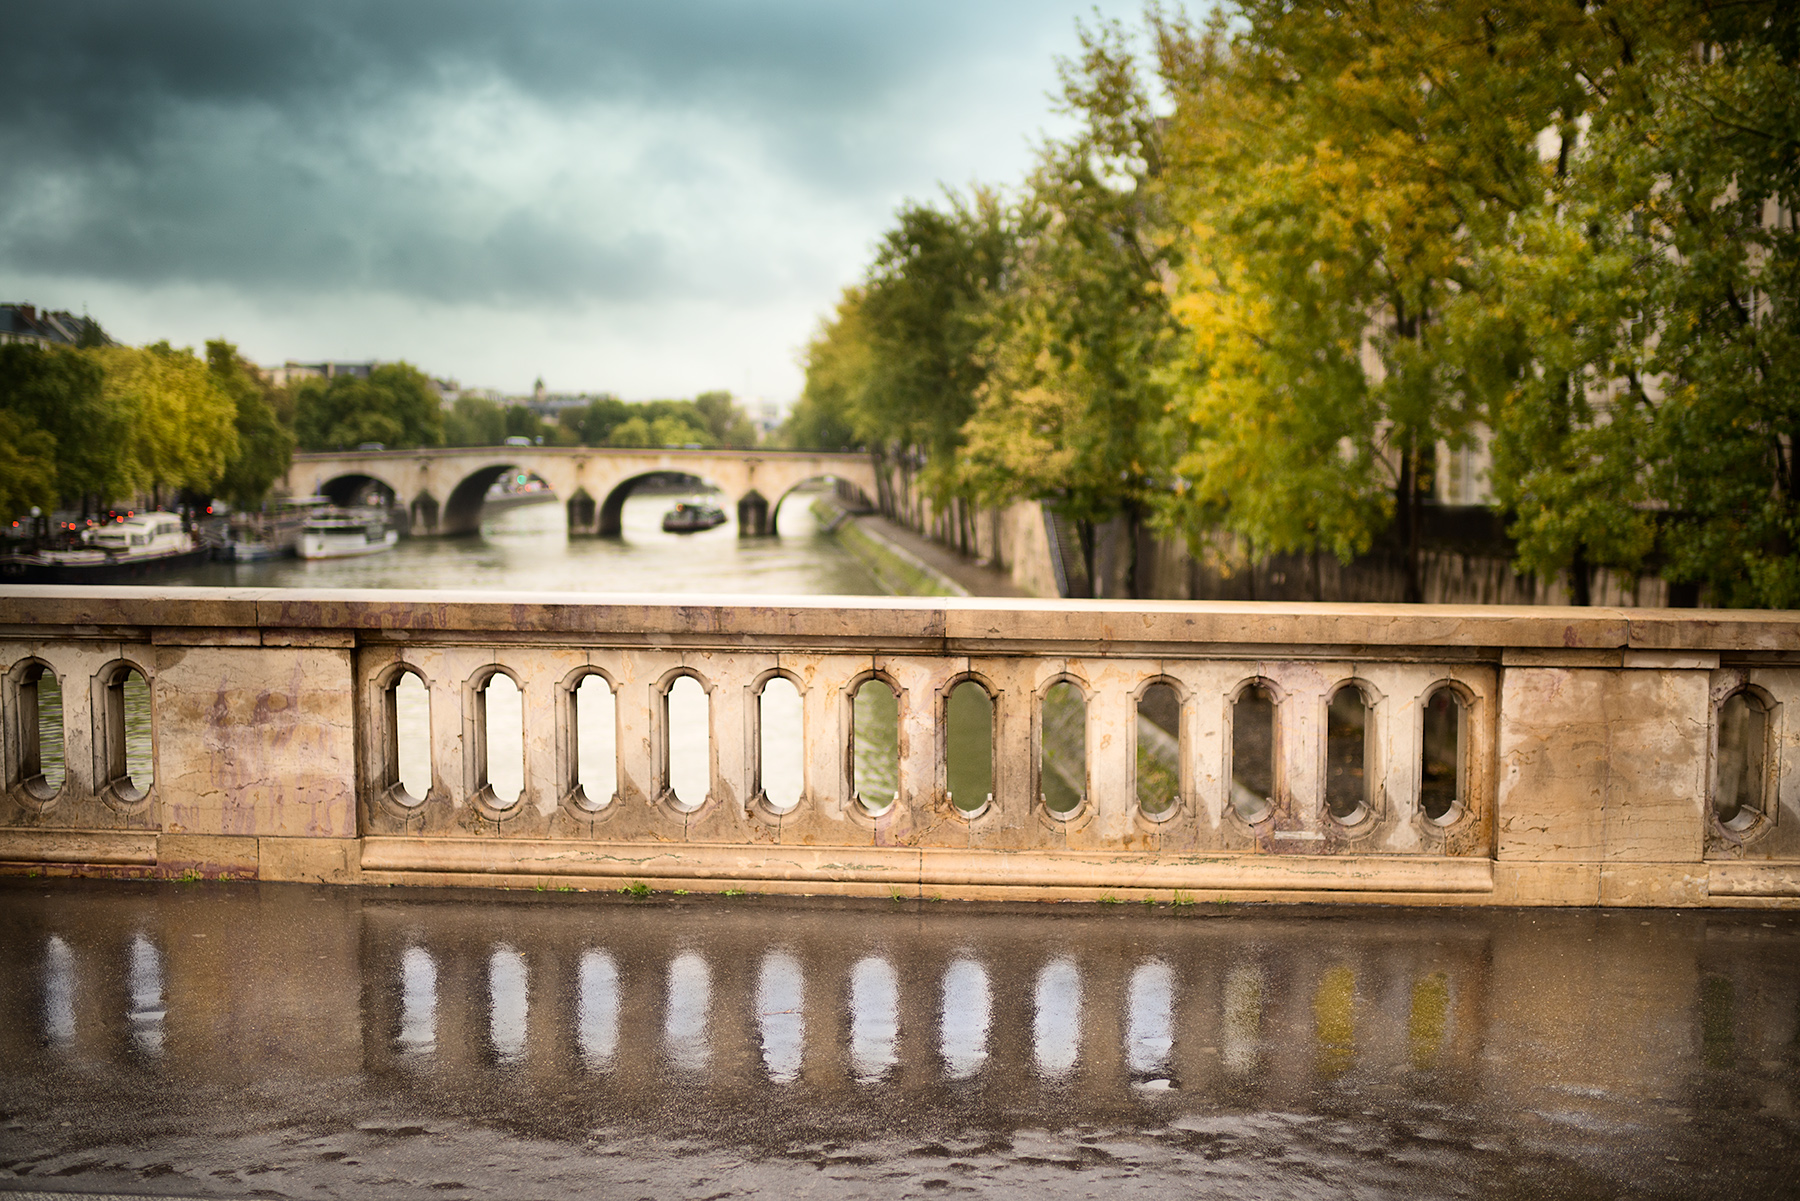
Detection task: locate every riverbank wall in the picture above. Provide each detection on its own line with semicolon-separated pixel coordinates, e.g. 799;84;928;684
878;489;1686;607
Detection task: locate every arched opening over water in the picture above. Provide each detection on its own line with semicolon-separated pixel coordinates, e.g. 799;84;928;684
1325;682;1374;826
1419;686;1467;824
1230;681;1277;824
385;668;432;805
9;660;64;803
1713;688;1771;835
1040;679;1086;817
768;475;874;537
851;676;899;816
318;473;400;511
441;465;557;537
945;678;995;816
597;471;728;539
102;661;154;804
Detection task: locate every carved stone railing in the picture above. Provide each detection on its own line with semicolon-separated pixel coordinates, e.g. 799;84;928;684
2;587;1797;906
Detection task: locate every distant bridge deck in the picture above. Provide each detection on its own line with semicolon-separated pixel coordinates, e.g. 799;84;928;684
2;587;1797;906
284;445;878;536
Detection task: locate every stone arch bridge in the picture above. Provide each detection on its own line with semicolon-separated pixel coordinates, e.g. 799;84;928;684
282;446;878;537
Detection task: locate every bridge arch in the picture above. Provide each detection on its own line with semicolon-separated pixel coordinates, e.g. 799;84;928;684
597;471;725;538
439;463;558;538
318;473;401;509
767;474;875;536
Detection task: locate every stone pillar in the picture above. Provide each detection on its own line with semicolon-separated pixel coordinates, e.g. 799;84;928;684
736;490;770;538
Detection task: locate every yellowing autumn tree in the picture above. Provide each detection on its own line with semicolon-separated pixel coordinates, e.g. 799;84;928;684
89;342;239;505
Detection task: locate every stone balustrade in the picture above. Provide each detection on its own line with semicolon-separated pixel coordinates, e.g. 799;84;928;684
2;586;1797;906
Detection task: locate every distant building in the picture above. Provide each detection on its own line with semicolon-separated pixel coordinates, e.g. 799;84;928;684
260;360;377;387
748;397;789;441
0;303;111;349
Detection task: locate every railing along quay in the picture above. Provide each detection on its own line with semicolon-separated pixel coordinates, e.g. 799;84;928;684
2;586;1797;906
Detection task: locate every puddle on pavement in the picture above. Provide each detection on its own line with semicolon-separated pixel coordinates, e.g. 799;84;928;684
0;880;1796;1199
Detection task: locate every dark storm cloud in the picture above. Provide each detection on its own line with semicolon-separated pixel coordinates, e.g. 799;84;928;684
0;0;1066;303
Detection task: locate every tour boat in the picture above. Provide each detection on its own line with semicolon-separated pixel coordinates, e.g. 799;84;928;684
661;501;728;534
214;498;326;562
297;507;399;559
0;512;209;583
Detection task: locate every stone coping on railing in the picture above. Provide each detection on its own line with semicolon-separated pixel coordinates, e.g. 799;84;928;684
5;585;1800;655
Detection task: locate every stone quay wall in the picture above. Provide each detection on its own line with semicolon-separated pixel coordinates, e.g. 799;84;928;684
2;586;1797;907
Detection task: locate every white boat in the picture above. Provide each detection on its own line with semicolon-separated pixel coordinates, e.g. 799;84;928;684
1;512;208;583
297;507;399;560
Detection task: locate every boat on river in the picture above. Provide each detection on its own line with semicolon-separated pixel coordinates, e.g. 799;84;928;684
214;498;327;562
661;501;728;534
0;512;209;584
297;507;399;560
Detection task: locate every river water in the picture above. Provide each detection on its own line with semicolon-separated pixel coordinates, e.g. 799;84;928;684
0;882;1794;1199
163;491;885;595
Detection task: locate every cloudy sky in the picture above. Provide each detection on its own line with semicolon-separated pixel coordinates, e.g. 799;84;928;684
2;0;1154;403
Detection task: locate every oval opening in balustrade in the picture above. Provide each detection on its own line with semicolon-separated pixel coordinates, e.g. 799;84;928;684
573;675;616;808
1137;683;1181;819
16;663;65;800
1420;687;1465;824
946;679;993;815
1231;684;1275;823
105;665;154;800
1325;684;1371;826
1714;690;1770;833
481;673;524;807
852;678;899;815
665;676;710;811
1041;681;1086;816
390;671;432;803
759;676;804;814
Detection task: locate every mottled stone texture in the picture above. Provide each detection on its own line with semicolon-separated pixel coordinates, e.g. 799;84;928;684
1498;667;1709;863
3;587;1799;905
152;645;357;838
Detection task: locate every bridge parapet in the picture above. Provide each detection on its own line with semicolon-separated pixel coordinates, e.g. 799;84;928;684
2;587;1798;906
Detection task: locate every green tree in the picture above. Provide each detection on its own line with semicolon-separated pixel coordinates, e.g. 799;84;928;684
205;340;295;509
0;343;133;506
784;294;867;450
1156;1;1605;599
503;404;546;442
293;363;444;450
90;342;239;505
0;410;57;520
694;390;758;448
558;395;632;445
444;396;508;447
959;17;1178;594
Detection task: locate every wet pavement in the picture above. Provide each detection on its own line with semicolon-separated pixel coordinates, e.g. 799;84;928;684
0;881;1796;1199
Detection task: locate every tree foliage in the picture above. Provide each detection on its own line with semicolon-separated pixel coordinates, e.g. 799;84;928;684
959;17;1179;589
206;340;295;508
88;342;239;501
802;1;1800;605
293;363;444;451
0;343;133;505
